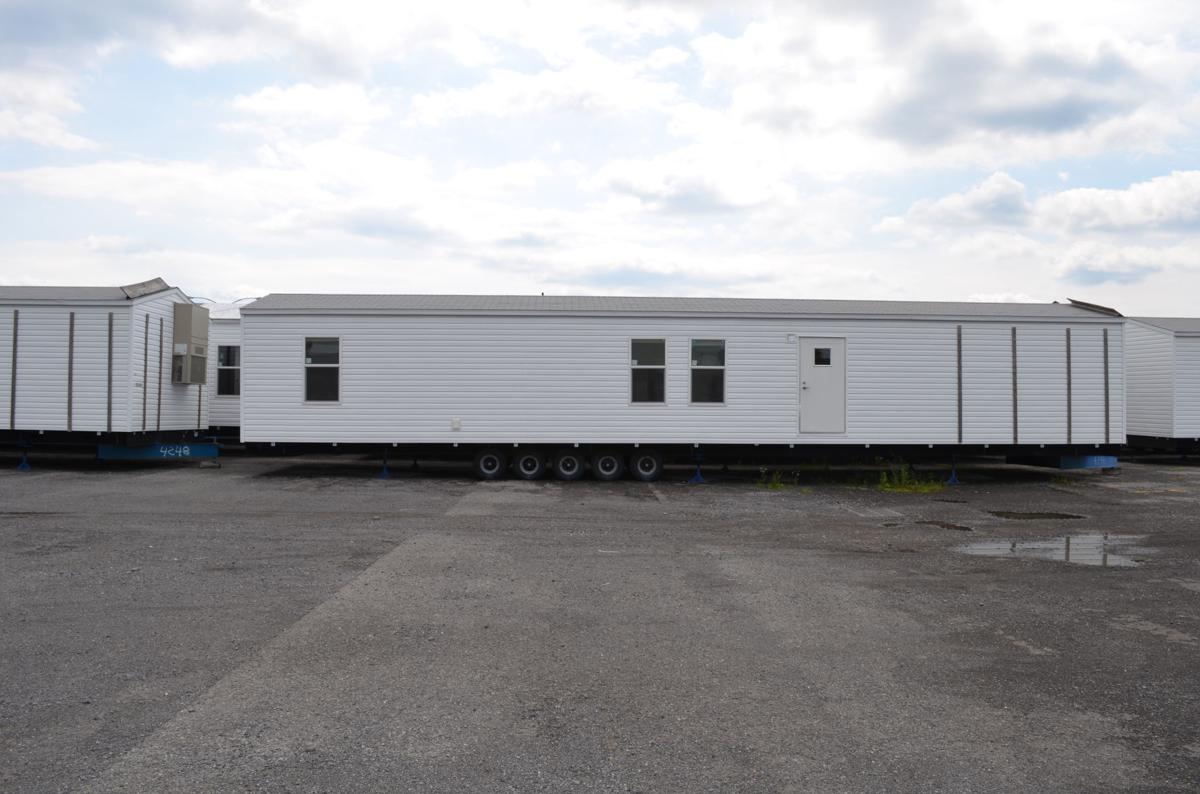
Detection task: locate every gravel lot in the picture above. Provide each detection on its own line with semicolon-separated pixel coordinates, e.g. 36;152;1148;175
2;454;1198;792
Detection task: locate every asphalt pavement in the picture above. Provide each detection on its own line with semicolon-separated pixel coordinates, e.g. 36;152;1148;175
2;455;1198;792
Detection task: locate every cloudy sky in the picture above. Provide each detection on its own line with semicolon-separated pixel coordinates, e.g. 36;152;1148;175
0;0;1197;313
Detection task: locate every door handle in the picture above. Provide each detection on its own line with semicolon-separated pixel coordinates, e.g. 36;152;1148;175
801;382;809;390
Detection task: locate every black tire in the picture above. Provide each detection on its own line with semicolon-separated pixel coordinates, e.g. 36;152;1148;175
629;449;663;482
512;450;546;480
473;448;507;480
590;449;626;481
552;449;586;481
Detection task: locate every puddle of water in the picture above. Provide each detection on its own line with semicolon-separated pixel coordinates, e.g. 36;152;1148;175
989;510;1084;520
959;534;1148;568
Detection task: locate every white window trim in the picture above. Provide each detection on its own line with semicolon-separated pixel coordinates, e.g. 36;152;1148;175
689;337;726;406
303;336;341;404
629;337;667;405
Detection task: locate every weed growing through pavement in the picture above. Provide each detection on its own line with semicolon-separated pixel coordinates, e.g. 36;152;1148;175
758;469;788;490
878;464;945;494
1050;474;1088;487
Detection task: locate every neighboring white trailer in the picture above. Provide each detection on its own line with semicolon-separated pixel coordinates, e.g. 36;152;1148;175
240;294;1125;478
204;303;243;431
0;278;210;439
1126;317;1200;450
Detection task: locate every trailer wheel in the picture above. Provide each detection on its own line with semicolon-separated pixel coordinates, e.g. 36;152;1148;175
513;450;546;480
473;449;507;480
590;450;625;481
552;449;586;481
629;449;663;482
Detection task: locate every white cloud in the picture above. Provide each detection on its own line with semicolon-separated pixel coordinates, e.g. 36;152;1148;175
51;0;699;75
1052;239;1198;285
0;68;94;149
880;170;1200;237
683;1;1200;171
878;170;1200;298
967;292;1045;304
645;45;690;71
1;0;1200;316
1036;170;1200;231
231;83;390;128
410;52;682;124
877;173;1031;233
82;234;156;254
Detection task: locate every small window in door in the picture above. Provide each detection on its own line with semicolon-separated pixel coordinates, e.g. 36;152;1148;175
814;347;832;366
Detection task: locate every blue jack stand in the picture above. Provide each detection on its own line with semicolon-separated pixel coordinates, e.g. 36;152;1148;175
17;451;31;472
946;457;960;485
688;447;707;484
379;450;391;480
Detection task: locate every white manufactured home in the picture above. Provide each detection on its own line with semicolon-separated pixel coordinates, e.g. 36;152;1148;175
240;294;1125;480
1125;317;1200;450
204;303;244;432
0;278;211;441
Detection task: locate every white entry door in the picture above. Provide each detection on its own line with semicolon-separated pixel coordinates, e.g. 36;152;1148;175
800;338;846;433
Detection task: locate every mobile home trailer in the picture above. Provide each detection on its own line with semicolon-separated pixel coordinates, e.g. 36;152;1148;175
1125;317;1200;452
205;302;244;435
1;278;211;445
240;294;1125;480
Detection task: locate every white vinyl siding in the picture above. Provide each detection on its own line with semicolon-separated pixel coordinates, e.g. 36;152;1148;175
131;292;209;432
1125;320;1175;438
76;308;126;431
1108;324;1127;442
209;319;242;427
1015;325;1068;444
1175;336;1200;437
5;307;70;431
241;313;1124;446
1069;327;1107;443
0;289;207;434
961;325;1012;444
0;305;129;432
0;310;9;427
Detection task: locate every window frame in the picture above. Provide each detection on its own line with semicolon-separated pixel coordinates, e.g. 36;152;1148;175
813;346;833;367
629;337;667;405
303;336;341;403
688;337;726;405
216;345;241;397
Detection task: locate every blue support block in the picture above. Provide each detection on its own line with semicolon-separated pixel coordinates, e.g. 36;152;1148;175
97;442;220;461
17;451;31;472
1058;455;1119;470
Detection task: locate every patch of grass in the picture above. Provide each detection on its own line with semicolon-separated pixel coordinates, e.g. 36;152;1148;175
758;469;788;490
1050;474;1089;487
878;464;946;494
